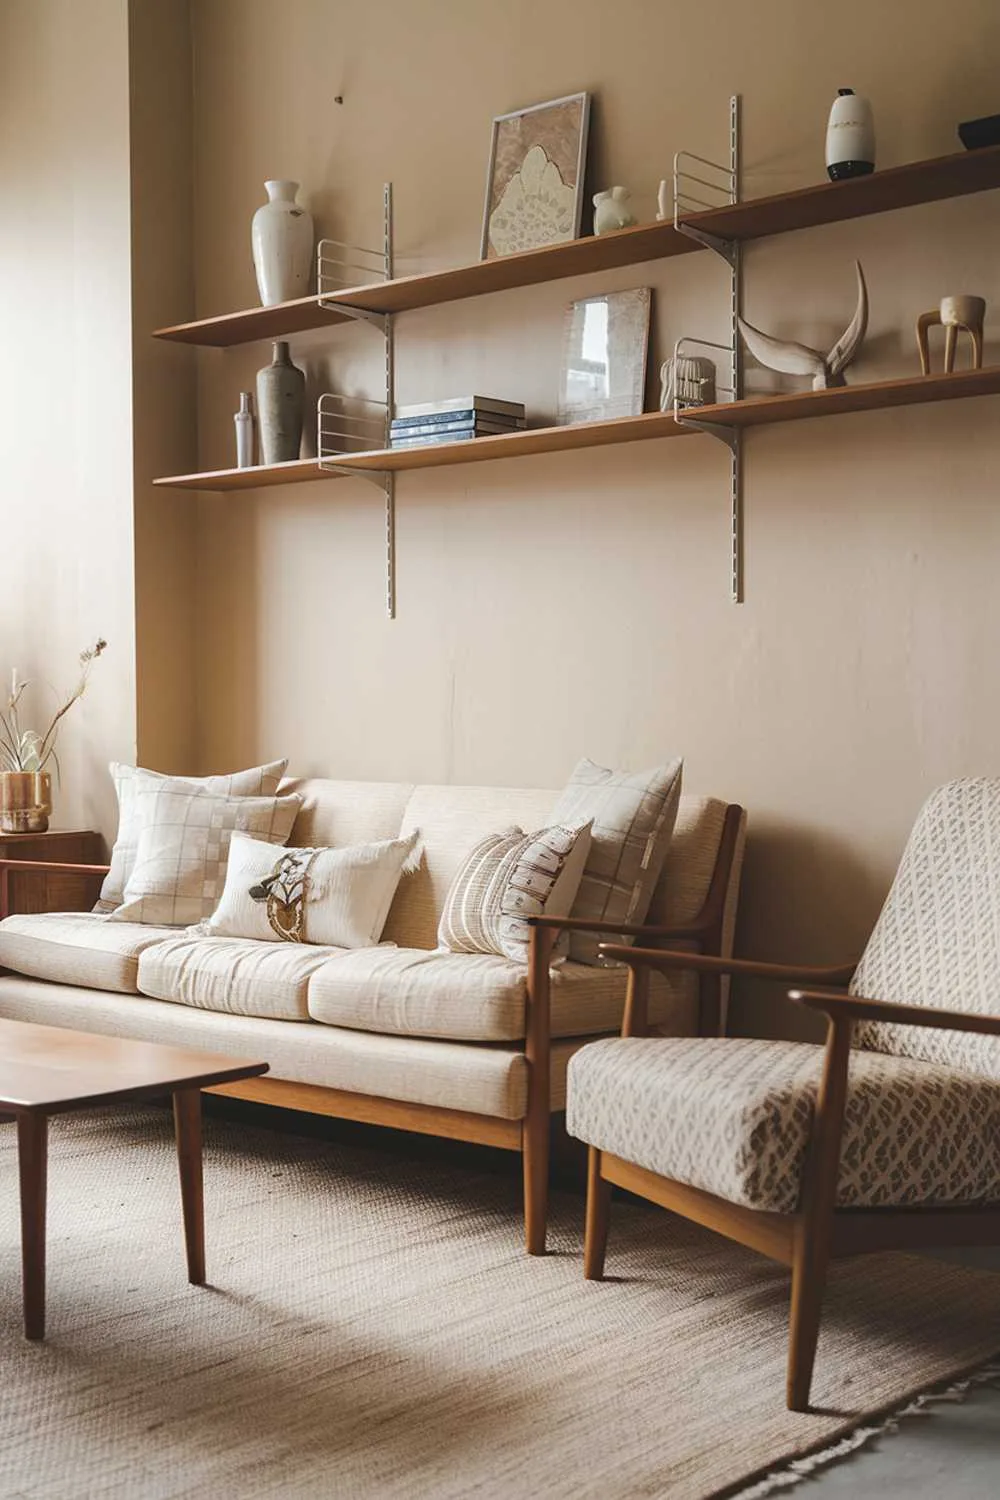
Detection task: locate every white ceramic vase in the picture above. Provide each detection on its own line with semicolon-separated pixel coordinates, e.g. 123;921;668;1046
251;180;315;307
825;90;875;181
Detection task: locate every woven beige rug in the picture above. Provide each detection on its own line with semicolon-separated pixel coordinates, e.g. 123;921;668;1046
1;1109;998;1500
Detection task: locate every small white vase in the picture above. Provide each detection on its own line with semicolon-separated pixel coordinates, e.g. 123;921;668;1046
825;90;875;181
251;180;315;307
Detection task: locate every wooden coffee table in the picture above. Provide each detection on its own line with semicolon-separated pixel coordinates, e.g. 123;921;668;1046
0;1017;268;1339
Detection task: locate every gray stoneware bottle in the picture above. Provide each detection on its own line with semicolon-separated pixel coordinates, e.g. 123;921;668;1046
256;341;305;464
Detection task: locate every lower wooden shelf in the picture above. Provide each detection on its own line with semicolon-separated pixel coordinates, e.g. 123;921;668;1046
152;366;1000;492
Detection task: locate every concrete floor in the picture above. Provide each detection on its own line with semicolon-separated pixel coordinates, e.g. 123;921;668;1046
787;1247;1000;1497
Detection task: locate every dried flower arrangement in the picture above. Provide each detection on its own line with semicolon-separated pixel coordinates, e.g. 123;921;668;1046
0;639;107;776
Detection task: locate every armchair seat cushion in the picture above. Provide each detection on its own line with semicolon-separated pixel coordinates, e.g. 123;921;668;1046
0;912;177;994
566;1037;1000;1213
306;945;695;1042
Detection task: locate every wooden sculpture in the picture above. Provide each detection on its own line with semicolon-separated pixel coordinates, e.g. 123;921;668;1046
737;261;868;390
916;295;986;374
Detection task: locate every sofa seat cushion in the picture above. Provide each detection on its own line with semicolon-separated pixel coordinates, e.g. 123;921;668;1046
0;976;529;1118
0;912;177;994
566;1037;1000;1214
306;945;694;1042
137;936;347;1021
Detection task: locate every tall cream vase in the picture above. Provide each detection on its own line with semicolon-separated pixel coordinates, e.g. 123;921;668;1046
0;770;52;833
251;180;315;307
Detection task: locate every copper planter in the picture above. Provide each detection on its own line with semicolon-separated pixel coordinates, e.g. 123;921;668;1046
0;771;52;833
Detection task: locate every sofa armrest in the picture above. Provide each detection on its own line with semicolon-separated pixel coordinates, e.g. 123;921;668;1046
791;986;1000;1037
0;858;110;920
527;914;706;940
597;944;858;988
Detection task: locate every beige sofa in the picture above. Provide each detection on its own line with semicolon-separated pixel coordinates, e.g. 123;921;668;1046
0;777;746;1252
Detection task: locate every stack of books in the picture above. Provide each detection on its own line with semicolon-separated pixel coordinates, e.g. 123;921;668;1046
390;397;526;449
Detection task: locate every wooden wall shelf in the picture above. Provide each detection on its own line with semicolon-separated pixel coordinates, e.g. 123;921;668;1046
154;144;1000;349
152;368;1000;491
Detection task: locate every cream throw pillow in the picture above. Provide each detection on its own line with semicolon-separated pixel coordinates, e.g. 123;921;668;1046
95;759;287;912
107;783;301;927
437;822;592;965
548;757;683;963
195;830;421;948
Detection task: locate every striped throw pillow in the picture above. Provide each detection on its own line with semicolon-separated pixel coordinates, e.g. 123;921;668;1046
438;822;592;965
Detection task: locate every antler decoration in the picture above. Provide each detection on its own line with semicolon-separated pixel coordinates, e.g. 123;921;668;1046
738;261;868;390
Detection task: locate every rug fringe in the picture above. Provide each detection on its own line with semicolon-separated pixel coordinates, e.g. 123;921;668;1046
729;1357;1000;1499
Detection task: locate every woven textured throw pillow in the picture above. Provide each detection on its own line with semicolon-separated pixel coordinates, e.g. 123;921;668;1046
437;822;592;965
548;757;683;963
106;783;301;927
195;829;421;948
95;759;287;912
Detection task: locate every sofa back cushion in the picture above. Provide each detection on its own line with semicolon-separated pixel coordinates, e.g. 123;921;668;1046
273;779;739;959
280;779;415;849
385;785;557;950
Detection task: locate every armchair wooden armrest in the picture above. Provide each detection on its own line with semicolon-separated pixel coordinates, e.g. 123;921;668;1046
791;987;1000;1038
598;943;858;988
527;915;706;941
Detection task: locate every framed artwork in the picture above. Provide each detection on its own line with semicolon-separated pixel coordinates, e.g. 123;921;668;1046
481;92;591;260
558;288;652;425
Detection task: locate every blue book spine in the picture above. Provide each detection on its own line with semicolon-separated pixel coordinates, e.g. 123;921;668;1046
390;430;483;448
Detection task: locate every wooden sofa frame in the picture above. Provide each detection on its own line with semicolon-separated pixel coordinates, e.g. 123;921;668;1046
583;944;1000;1410
0;803;744;1257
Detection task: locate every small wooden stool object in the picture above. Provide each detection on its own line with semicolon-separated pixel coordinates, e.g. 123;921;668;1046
916;294;986;374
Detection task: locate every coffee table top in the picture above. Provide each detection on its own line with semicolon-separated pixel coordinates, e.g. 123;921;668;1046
0;1017;268;1112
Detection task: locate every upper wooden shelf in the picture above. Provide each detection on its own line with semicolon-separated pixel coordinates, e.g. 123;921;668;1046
152;366;1000;490
154;145;1000;349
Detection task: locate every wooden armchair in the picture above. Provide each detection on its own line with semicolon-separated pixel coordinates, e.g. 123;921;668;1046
565;779;1000;1410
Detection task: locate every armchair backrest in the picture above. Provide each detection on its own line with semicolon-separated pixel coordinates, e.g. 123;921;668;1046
851;779;1000;1080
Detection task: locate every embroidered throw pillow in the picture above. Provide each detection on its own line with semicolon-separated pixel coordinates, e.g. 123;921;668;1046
95;759;287;912
437;822;592;965
195;830;421;948
106;783;301;927
548;757;683;963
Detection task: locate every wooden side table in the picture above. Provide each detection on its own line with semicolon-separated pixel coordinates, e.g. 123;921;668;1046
0;830;105;917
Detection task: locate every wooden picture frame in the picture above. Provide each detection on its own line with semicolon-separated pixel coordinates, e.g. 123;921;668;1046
481;92;591;261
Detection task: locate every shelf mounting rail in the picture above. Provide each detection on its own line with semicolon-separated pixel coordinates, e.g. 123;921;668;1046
317;183;398;617
673;96;745;601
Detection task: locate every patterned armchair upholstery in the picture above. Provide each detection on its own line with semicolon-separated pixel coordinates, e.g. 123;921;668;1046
852;779;1000;1078
565;779;1000;1412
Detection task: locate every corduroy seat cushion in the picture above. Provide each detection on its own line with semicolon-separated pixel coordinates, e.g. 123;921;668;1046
305;945;695;1041
0;912;177;994
137;935;348;1022
567;1036;1000;1213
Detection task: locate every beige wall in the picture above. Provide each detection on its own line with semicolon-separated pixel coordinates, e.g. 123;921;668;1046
0;0;135;842
185;0;1000;1033
129;0;200;775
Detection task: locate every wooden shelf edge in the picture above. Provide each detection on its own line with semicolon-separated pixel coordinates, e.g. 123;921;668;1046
151;368;1000;490
152;458;345;491
153;144;1000;349
692;365;1000;429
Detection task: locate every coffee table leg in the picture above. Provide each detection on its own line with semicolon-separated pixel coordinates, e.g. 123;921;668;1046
173;1088;205;1285
17;1112;48;1340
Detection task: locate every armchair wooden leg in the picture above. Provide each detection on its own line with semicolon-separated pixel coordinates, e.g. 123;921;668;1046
787;1224;832;1411
583;1147;611;1280
785;1015;853;1411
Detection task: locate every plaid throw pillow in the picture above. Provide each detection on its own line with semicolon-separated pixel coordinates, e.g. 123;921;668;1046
95;759;287;912
105;783;301;927
548;757;683;963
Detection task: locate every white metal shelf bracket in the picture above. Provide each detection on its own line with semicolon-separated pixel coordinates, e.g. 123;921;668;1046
317;184;398;617
672;97;746;602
